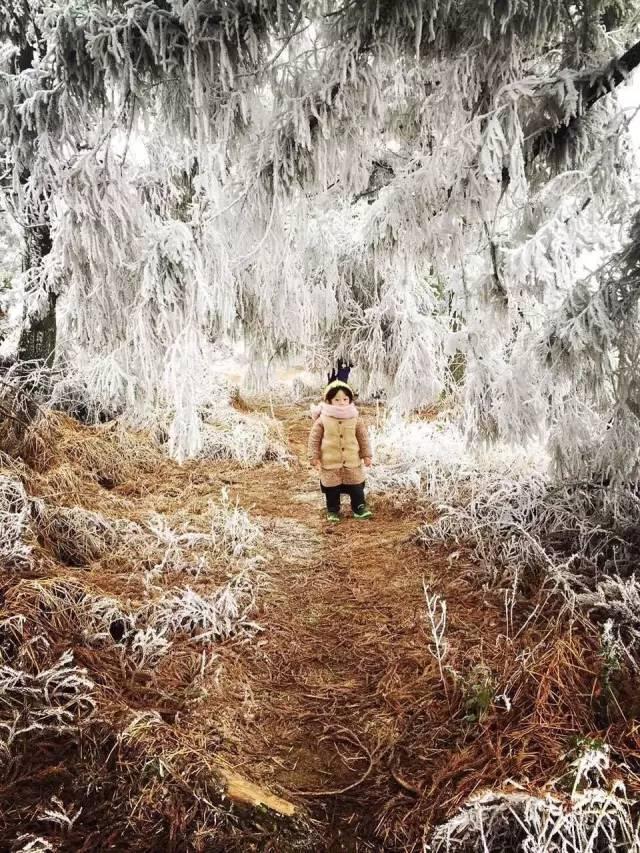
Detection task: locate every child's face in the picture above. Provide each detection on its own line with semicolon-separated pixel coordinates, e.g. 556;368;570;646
331;390;351;406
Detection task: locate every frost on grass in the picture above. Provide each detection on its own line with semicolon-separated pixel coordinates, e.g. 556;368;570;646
365;414;456;493
199;406;291;468
143;489;263;588
12;578;171;671
0;475;33;571
30;500;127;565
149;569;261;643
14;568;262;670
429;779;639;853
208;488;263;558
419;463;640;649
121;495;265;648
8;481;266;671
369;414;640;657
0;627;95;765
143;500;266;646
149;489;263;561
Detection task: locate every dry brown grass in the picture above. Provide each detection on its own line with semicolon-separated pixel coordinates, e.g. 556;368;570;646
0;402;637;851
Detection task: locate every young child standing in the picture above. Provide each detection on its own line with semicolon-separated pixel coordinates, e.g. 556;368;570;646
308;380;373;523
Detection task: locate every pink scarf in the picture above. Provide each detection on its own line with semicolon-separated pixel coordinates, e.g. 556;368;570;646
310;401;358;420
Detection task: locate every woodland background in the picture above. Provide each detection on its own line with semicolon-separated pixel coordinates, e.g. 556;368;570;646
1;2;640;851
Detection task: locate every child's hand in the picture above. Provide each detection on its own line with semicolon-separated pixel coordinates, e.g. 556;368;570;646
363;457;373;467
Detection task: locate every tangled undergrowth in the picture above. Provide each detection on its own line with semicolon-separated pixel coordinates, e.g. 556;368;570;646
1;360;293;469
371;411;640;656
0;392;305;850
352;411;640;850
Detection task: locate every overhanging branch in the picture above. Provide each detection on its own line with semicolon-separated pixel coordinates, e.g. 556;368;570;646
582;37;640;110
529;36;640;161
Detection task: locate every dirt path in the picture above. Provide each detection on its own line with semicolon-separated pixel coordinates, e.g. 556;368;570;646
199;404;433;849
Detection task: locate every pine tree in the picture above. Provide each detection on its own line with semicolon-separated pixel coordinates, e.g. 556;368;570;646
1;2;57;364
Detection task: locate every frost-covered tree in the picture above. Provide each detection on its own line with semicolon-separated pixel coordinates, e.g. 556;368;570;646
0;0;286;446
0;1;59;363
2;0;640;469
0;212;20;329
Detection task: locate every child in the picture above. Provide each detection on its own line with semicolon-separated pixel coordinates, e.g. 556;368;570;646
308;380;373;523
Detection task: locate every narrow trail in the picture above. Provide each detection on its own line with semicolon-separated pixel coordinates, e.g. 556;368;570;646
212;412;424;849
209;404;433;848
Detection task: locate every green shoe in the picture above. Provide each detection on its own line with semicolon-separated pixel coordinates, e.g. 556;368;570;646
326;512;341;523
353;504;373;520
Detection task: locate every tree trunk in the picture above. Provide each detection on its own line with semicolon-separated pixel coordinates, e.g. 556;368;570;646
11;16;57;368
17;292;57;365
17;216;56;366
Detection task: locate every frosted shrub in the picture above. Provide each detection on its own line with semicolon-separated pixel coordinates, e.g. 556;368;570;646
11;479;267;666
367;414;544;496
143;513;212;582
14;579;134;651
208;489;263;558
21;569;261;666
150;569;259;643
199;407;291;468
420;470;549;569
128;626;171;670
83;593;173;670
429;780;639;852
365;415;455;494
0;649;96;762
569;572;640;659
0;475;33;570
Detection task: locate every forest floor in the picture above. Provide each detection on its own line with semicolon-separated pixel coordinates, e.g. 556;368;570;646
198;403;628;850
2;399;637;852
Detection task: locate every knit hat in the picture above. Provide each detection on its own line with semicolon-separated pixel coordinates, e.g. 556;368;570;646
323;380;354;401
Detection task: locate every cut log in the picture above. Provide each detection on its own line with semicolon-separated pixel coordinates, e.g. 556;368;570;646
219;767;296;816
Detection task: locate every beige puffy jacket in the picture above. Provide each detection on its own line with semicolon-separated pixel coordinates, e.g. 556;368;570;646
317;414;360;469
308;414;372;471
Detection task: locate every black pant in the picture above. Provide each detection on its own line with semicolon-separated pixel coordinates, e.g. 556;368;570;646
321;482;365;514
